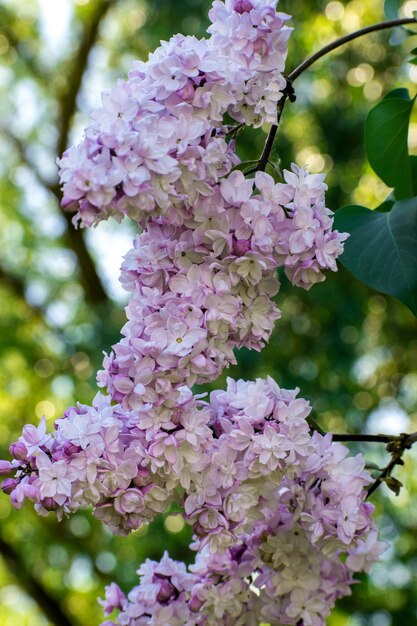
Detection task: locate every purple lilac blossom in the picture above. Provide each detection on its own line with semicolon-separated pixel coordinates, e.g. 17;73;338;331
94;377;385;626
0;2;382;624
58;0;291;227
2;377;385;626
98;166;347;412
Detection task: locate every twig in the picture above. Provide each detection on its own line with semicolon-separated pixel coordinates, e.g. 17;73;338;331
250;89;288;174
367;432;417;497
256;17;417;172
226;123;245;137
332;433;393;444
288;17;417;83
323;431;417;498
307;415;326;435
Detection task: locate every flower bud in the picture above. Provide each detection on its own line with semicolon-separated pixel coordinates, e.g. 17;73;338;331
0;460;13;476
114;489;144;515
233;238;251;256
189;594;204;612
2;478;18;494
63;441;80;456
99;583;126;615
191;354;207;369
177;80;195;101
154;379;172;395
10;486;25;508
133;467;151;487
22;424;40;445
155;577;175;603
230;543;247;562
23;483;38;500
9;442;28;460
42;497;59;511
233;0;254;13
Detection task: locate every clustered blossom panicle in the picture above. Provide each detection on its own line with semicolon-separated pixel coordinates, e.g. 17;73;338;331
0;1;384;625
2;378;386;624
98;165;346;413
58;0;291;228
95;377;386;626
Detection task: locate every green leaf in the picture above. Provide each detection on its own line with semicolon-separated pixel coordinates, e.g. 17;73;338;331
365;91;415;199
410;155;417;194
382;476;403;496
383;88;410;100
365;462;383;471
377;199;395;212
384;0;399;19
334;200;417;316
409;57;417;64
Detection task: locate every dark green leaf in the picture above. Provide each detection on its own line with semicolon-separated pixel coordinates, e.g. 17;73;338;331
377;199;395;212
384;88;410;100
365;92;415;199
409;57;417;64
365;462;383;471
334;200;417;316
382;476;403;496
410;155;417;194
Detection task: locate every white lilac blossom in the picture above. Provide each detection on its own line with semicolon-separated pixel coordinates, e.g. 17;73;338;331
98;166;347;412
2;376;385;626
58;1;291;227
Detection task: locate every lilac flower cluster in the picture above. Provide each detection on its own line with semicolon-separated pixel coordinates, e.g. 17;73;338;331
60;0;347;432
1;377;385;625
58;0;291;228
95;377;386;626
100;526;386;626
0;2;384;624
98;166;346;412
1;390;210;535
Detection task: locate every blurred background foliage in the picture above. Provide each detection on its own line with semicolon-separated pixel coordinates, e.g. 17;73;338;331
0;0;416;624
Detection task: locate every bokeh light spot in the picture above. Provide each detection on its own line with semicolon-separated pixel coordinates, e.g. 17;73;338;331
164;514;185;533
325;1;344;21
35;400;55;419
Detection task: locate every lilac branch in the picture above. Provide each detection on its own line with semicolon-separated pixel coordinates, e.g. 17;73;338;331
256;16;417;172
366;432;417;497
326;431;417;497
288;17;417;83
332;433;393;444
